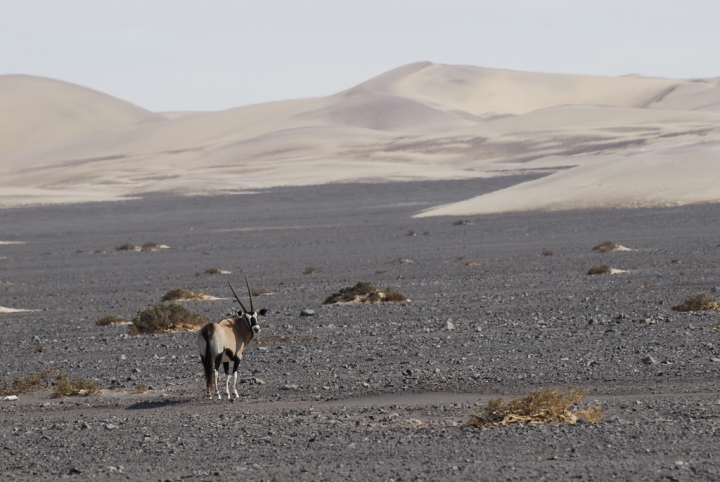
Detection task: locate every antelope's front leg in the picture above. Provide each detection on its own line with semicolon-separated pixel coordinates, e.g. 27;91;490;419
232;357;241;399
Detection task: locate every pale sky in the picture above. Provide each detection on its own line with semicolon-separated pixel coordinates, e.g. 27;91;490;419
1;0;719;112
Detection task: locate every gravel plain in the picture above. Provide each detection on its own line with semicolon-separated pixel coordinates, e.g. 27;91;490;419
2;176;720;481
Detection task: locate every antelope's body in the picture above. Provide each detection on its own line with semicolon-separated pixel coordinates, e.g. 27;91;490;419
198;277;267;400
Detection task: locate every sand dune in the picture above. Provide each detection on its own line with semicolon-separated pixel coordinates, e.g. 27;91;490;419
1;63;719;213
0;75;165;158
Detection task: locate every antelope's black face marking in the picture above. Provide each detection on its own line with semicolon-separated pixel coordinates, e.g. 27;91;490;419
243;312;260;334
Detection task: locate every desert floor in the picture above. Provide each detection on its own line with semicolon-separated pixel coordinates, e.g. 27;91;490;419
2;176;720;481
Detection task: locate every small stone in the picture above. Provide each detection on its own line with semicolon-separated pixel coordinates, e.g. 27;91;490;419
711;358;720;363
642;356;657;365
81;422;91;429
104;423;118;430
119;355;126;360
254;378;265;385
445;320;455;331
4;395;18;401
281;384;298;390
300;309;316;317
132;368;141;373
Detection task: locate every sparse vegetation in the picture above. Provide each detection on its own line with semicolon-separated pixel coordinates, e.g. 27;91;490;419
141;242;161;251
467;387;603;427
303;267;321;275
542;249;554;256
638;282;651;290
116;242;168;252
95;315;129;326
323;281;408;304
0;369;57;396
161;288;211;302
116;243;140;251
671;293;720;312
256;334;293;345
406;229;417;237
52;373;101;398
251;287;271;297
388;258;414;264
136;384;148;394
422;231;430;236
129;303;208;335
196;267;230;277
375;270;387;274
587;265;612;275
26;344;44;353
300;338;313;343
453;219;473;226
671;259;682;264
465;260;481;266
592;241;621;253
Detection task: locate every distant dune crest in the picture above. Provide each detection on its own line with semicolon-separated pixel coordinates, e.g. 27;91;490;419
1;63;719;213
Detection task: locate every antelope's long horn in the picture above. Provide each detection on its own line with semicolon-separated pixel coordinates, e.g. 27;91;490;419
227;279;248;313
244;274;254;313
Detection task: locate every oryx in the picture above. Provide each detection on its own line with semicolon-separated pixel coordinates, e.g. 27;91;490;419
198;276;267;400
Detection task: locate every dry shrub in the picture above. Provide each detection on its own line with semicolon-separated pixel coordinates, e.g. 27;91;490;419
95;315;129;326
141;242;162;251
300;338;313;343
26;344;44;353
129;303;208;335
0;369;57;396
324;281;408;304
375;270;387;274
453;219;473;226
196;267;229;277
671;259;682;264
76;249;86;254
136;384;148;394
671;293;720;312
256;334;293;345
303;267;321;275
465;260;481;266
422;231;430;236
467;387;602;427
116;243;140;251
388;258;414;265
542;249;554;256
406;229;417;237
251;287;271;297
161;288;210;302
52;373;101;398
587;265;612;275
592;241;620;253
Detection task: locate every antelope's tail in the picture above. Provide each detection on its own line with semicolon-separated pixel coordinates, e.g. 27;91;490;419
200;325;214;391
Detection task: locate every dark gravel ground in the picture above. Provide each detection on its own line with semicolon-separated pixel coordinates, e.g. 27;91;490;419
2;176;720;481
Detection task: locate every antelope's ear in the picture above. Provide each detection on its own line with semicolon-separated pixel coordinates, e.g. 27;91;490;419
258;308;268;316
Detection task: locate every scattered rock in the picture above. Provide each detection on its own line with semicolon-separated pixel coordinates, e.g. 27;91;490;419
300;309;316;317
642;356;657;365
104;423;119;430
132;368;141;373
4;395;18;401
445;320;455;331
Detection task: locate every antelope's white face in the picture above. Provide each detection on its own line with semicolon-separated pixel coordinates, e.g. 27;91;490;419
242;308;267;335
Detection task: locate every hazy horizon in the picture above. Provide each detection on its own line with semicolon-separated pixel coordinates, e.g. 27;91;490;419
2;0;720;112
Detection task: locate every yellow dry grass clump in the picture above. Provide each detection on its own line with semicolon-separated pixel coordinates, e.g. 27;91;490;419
1;369;100;398
129;303;208;335
592;241;621;253
467;387;603;427
323;281;408;304
52;373;101;398
161;288;212;302
0;369;57;396
587;265;612;275
671;293;720;312
95;315;129;326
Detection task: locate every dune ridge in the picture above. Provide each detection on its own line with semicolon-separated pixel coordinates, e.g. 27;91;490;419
1;62;719;214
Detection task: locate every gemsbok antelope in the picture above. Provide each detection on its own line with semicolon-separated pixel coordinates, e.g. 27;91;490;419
198;276;267;400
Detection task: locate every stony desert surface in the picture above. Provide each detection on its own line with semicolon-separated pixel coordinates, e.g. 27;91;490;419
2;178;720;480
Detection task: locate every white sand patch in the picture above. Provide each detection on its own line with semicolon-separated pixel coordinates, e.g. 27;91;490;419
609;269;628;274
171;295;226;301
0;241;25;245
0;306;36;313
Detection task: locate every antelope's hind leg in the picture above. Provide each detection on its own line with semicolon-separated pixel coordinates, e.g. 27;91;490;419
213;355;223;400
